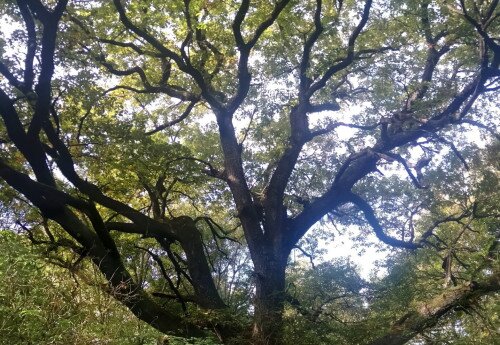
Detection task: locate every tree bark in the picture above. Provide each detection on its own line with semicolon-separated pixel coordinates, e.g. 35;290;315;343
251;252;288;345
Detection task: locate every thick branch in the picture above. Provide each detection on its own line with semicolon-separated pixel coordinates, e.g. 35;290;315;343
232;0;250;49
54;208;201;337
215;110;264;254
0;158;197;337
108;217;226;310
18;0;37;90
26;0;68;137
346;193;420;249
294;48;498;239
368;274;500;345
310;121;379;138
308;0;373;96
112;0;221;108
262;1;375;236
227;0;291;112
298;0;323;92
96;58;197;101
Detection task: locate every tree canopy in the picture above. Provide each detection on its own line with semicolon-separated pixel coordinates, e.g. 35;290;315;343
0;0;499;344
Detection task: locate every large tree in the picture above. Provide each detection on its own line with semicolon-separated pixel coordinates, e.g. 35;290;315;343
0;0;499;344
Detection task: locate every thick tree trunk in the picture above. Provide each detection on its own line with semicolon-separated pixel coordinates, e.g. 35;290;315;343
251;255;287;345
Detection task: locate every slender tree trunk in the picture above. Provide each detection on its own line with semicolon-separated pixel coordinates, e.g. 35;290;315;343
251;255;287;345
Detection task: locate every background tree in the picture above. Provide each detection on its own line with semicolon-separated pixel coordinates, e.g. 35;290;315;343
0;0;498;344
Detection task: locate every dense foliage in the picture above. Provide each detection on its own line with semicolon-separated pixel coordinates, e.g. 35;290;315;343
0;230;165;344
0;0;499;344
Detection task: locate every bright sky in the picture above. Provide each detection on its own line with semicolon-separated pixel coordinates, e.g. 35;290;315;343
323;228;391;279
